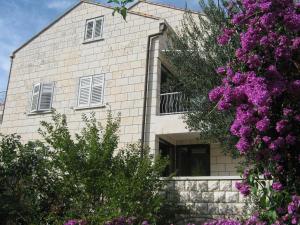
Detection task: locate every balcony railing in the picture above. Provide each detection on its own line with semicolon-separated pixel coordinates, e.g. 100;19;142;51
160;92;189;114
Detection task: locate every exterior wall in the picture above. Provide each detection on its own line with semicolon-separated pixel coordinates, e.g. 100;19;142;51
0;104;3;124
130;1;202;33
0;2;161;146
165;177;247;223
130;1;190;29
1;1;240;176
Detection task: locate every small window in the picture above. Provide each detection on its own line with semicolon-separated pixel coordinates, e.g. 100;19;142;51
160;140;210;177
30;82;54;113
84;17;104;41
77;75;105;108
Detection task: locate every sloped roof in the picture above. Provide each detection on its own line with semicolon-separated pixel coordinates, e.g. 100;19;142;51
13;0;161;55
128;0;202;15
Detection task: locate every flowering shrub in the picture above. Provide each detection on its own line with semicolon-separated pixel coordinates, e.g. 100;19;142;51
64;219;88;225
209;0;300;224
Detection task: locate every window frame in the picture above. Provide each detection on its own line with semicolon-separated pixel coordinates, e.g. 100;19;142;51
30;82;54;113
159;139;211;177
84;16;104;42
77;74;105;109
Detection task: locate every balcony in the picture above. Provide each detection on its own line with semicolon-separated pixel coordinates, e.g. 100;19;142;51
160;92;189;115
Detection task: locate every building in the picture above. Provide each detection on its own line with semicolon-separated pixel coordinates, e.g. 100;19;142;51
0;0;245;222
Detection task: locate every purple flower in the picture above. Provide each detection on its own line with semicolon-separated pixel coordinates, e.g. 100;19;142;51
232;12;244;25
284;12;300;32
292;37;300;50
272;182;283;191
286;134;297;145
259;2;272;11
235;181;251;196
260;13;274;27
263;170;272;179
269;137;285;151
232;72;246;85
262;136;271;144
217;28;234;45
247;55;261;69
276;120;289;133
216;66;226;74
283;108;293;116
256;117;270;132
236;138;251;153
209;86;224;102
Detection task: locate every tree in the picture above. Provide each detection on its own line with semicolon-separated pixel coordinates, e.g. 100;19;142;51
0;112;169;225
163;0;239;155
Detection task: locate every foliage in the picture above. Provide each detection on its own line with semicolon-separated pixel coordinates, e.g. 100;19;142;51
209;0;300;224
108;0;135;20
0;134;53;224
0;112;169;225
163;0;239;155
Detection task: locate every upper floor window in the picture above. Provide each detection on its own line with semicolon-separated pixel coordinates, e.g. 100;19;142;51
77;75;105;108
84;16;104;41
30;83;54;113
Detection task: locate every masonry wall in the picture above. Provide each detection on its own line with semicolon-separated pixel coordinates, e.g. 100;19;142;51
165;177;247;224
1;1;240;177
0;104;3;124
0;2;161;147
130;1;201;30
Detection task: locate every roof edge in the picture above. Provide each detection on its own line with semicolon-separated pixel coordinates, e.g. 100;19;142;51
13;1;83;55
85;0;161;20
13;0;160;55
129;0;203;15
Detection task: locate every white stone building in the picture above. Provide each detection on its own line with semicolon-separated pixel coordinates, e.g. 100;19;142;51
0;0;245;222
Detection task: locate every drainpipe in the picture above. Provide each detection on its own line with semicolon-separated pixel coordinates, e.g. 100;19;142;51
1;54;15;124
141;22;167;157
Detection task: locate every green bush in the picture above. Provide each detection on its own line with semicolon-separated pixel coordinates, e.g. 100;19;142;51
0;112;169;225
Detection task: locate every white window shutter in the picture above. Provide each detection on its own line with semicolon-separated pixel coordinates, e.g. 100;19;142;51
31;83;41;112
91;75;105;105
85;20;94;40
94;18;103;38
39;83;54;111
78;77;92;107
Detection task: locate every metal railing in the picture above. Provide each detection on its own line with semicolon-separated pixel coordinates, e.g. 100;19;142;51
160;92;189;114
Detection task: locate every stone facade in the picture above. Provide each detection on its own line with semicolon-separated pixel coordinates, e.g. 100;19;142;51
165;177;247;223
0;104;3;124
0;1;244;221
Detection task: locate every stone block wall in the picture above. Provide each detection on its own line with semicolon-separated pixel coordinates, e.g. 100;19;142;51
0;104;3;124
164;177;247;224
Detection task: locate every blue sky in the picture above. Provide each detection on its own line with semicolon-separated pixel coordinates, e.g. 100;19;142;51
0;0;199;91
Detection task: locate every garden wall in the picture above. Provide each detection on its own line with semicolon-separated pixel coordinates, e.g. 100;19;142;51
164;177;247;224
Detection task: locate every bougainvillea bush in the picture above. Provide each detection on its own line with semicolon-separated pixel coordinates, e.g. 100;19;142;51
209;0;300;224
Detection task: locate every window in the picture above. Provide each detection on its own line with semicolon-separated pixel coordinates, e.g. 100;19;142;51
84;17;104;41
30;83;54;113
160;140;210;177
77;75;105;108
